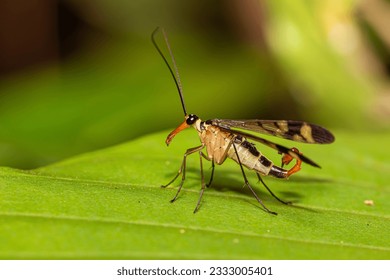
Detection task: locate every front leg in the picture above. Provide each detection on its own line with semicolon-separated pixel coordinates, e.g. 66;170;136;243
193;150;207;213
162;145;204;203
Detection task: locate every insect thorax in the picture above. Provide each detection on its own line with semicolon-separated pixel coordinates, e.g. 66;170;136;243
195;121;233;164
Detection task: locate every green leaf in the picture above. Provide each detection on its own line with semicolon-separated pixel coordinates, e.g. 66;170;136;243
1;129;389;259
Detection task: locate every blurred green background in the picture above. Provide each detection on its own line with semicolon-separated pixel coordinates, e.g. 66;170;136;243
0;0;389;169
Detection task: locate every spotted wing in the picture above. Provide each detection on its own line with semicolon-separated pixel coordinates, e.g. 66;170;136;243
210;119;335;144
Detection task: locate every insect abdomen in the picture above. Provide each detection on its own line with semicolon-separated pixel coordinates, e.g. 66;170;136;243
268;165;287;178
227;137;288;178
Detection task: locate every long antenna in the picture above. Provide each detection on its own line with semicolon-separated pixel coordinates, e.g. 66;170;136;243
151;27;187;116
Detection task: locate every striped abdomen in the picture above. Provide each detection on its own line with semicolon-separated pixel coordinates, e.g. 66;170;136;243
227;136;288;178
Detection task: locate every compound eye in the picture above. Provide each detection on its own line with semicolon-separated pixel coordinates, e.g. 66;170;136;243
186;114;198;125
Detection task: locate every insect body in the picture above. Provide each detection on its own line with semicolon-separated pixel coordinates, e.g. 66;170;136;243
152;28;335;215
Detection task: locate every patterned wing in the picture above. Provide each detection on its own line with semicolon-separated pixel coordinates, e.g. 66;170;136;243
210;119;335;144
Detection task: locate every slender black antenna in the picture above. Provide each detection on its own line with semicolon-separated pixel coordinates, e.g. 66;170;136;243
151;27;187;116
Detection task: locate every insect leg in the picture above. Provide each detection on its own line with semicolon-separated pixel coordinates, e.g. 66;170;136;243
232;142;277;215
162;145;204;203
256;173;291;205
206;159;215;188
193;150;207;213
